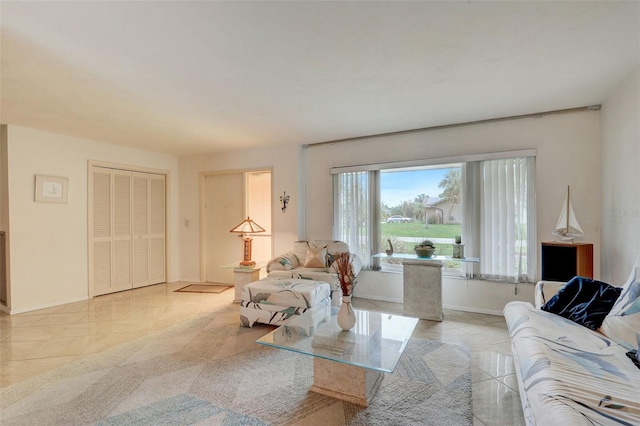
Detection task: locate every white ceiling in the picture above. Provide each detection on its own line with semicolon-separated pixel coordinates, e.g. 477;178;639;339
1;1;639;156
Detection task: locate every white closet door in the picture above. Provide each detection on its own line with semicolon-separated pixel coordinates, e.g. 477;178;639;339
132;172;166;288
90;166;166;296
148;174;166;283
132;172;150;287
113;170;133;291
91;169;113;296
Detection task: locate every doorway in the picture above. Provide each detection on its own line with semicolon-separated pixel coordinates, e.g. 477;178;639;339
203;170;272;284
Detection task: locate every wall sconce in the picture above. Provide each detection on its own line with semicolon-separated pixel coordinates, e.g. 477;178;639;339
280;191;290;213
229;217;265;266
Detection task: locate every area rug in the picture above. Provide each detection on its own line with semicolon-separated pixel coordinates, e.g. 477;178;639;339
175;283;232;293
0;308;472;425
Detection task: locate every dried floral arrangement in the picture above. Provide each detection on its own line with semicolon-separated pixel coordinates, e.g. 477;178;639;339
334;252;357;297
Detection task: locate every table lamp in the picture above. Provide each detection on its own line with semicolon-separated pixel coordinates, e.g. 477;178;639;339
229;216;265;266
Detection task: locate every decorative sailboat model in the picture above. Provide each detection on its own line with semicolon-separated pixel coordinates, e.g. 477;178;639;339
553;186;584;241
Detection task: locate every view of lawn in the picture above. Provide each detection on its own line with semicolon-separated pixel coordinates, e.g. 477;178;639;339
381;222;461;238
381;223;462;257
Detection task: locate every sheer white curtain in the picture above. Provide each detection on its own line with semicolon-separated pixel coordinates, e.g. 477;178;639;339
478;157;535;282
332;171;377;269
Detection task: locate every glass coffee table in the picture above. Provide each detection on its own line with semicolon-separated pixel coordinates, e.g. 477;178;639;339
256;305;418;406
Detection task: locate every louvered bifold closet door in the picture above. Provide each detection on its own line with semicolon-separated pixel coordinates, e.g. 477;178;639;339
90;167;165;296
132;172;150;287
132;172;166;287
91;169;113;296
113;170;133;291
148;174;166;283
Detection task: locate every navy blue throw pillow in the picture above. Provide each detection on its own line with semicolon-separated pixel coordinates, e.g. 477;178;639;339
541;276;622;330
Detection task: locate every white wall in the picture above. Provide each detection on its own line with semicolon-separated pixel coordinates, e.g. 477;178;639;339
0;126;9;308
304;111;601;312
5;125;179;313
174;81;634;310
0;126;7;232
600;68;640;285
306;110;602;277
355;270;535;315
178;144;301;282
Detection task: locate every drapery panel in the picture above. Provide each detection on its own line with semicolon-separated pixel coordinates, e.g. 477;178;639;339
478;157;535;282
332;171;376;269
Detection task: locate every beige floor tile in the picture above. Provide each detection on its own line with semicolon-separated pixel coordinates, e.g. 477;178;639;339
473;415;488;425
0;314;49;328
0;340;46;362
498;373;521;392
82;331;148;354
0;281;525;424
0;325;64;342
33;312;90;326
111;320;157;333
52;300;92;314
471;366;494;383
471;350;516;378
472;378;526;426
60;321;117;337
35;335;97;358
0;355;76;387
15;305;65;316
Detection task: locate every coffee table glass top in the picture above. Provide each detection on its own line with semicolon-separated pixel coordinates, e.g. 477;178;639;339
256;305;418;373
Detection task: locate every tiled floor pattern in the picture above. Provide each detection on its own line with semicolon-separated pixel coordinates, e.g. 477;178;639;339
0;282;525;425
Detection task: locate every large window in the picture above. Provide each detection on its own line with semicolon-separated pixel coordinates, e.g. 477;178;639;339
380;165;462;274
332;152;536;282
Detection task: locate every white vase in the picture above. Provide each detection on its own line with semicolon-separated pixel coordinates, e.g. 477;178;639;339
337;295;356;331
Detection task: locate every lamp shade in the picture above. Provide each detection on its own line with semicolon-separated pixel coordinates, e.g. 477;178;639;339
229;217;265;267
229;217;266;234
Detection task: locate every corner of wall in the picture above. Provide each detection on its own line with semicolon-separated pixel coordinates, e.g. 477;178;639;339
600;68;640;284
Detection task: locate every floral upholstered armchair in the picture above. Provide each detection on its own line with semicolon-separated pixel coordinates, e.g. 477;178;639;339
266;240;362;306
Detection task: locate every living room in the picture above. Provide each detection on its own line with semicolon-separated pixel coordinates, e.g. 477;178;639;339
0;2;639;424
1;1;638;314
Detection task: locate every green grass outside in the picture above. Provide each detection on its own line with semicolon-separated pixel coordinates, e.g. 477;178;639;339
381;223;461;238
381;223;461;257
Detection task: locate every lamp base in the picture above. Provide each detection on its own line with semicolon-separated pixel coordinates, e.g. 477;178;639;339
240;260;256;267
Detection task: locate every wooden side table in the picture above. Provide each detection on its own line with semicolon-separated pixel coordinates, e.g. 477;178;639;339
541;242;593;281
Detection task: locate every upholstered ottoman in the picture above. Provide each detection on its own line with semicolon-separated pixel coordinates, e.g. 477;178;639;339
239;277;331;327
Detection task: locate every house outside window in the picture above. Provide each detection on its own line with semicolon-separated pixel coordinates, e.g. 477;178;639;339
379;165;462;274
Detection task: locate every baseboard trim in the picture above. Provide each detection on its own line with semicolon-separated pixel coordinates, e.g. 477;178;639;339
353;293;504;316
7;296;89;315
353;292;403;304
443;304;503;316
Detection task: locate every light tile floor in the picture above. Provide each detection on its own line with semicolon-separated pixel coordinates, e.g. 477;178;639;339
0;282;525;425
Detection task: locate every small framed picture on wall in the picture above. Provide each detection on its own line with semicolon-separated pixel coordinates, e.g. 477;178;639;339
35;175;68;204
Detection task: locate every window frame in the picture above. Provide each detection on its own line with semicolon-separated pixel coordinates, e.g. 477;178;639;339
331;149;536;283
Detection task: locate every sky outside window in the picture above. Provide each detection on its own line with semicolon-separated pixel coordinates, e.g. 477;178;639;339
381;168;454;207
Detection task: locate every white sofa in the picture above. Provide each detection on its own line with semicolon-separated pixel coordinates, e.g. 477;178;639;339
266;240;362;306
504;262;640;425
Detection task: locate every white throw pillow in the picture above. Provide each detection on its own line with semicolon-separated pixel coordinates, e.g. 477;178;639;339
304;245;327;268
600;256;640;350
267;253;298;272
